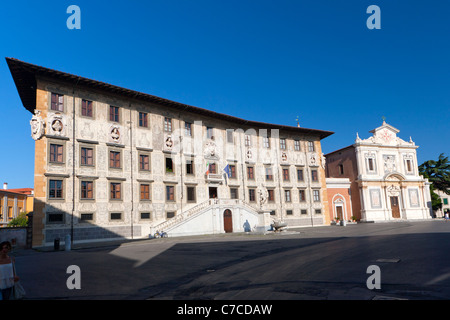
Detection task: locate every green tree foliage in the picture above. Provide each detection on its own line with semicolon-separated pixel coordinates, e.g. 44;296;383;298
419;153;450;211
7;212;28;227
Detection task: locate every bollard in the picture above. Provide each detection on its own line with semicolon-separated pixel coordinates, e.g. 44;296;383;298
54;238;60;251
65;234;71;251
341;219;346;227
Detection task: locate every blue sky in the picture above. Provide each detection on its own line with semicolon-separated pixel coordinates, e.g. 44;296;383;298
0;0;449;189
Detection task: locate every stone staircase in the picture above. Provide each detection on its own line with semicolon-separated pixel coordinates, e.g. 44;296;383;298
152;199;214;232
151;198;266;237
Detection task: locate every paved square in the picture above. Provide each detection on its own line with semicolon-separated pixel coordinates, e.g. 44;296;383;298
12;220;450;300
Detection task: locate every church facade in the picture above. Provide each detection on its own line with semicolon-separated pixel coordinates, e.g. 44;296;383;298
325;120;433;222
7;58;333;248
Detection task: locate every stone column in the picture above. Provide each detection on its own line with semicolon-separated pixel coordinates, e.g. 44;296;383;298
400;185;407;219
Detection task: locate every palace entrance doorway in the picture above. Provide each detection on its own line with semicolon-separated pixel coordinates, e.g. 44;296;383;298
223;209;233;233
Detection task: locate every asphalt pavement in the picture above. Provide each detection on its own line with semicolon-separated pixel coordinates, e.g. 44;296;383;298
10;220;450;301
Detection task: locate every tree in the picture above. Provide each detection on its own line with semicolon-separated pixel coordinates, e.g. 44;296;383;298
7;212;28;227
419;153;450;211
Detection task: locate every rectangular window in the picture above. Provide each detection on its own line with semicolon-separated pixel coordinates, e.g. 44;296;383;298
110;183;121;200
286;210;293;216
406;159;412;173
81;147;94;166
247;166;254;180
166;186;175;201
167;212;175;219
444;198;448;205
49;144;64;163
308;141;315;152
301;209;308;215
110;212;122;220
268;189;275;202
187;186;196;202
294;140;301;151
230;188;238;199
229;165;236;178
140;212;151;220
166;157;174;173
139;112;148;127
283;168;290;181
297;169;304;181
140;184;150;200
81;99;93;117
109;106;120;122
227;130;234;143
185;122;192;136
245;134;251;147
51;93;64;111
280;138;286;150
48;212;64;223
311;170;318;182
315;209;322;215
49;180;63;199
249;189;256;202
81;181;94;199
80;213;94;222
313;190;320;202
265;167;273;181
339;164;344;175
368;158;375;172
164;117;172;132
206;127;214;139
285;190;291;202
186;160;194;175
299;189;306;202
208;163;217;174
139;154;150;171
110;151;121;168
263;137;270;148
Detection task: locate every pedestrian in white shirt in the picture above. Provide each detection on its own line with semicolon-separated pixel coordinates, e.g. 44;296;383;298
0;241;19;300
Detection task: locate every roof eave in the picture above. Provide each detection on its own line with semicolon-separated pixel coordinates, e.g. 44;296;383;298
6;57;334;140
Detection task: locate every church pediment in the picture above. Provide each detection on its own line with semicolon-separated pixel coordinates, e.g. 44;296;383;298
384;172;406;181
355;120;414;147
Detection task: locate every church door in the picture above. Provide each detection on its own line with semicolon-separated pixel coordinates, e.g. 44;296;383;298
224;209;233;233
336;206;343;220
390;196;400;218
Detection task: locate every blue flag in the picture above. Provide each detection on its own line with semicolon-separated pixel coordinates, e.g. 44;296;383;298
223;164;231;178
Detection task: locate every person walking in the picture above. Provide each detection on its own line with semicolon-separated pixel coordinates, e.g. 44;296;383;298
0;241;19;300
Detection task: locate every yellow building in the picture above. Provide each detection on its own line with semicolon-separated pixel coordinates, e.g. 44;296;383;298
0;184;34;227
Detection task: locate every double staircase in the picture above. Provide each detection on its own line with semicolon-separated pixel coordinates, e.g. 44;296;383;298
151;198;263;236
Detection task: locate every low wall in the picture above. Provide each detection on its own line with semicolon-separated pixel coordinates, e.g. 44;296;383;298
44;225;142;247
0;227;28;249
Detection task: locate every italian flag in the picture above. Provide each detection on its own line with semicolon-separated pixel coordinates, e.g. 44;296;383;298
205;161;210;175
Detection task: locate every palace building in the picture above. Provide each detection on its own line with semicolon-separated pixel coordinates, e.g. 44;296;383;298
325;120;433;222
7;58;334;248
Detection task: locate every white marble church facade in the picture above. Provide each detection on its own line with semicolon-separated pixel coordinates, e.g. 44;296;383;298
326;121;433;222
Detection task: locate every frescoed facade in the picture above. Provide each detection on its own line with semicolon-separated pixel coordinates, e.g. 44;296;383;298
7;58;334;248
